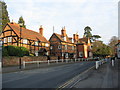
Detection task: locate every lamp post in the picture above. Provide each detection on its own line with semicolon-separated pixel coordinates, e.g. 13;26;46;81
19;22;23;69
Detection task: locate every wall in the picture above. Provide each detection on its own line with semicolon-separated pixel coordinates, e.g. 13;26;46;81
2;56;58;67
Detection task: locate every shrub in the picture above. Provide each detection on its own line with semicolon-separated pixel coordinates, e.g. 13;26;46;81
2;45;29;57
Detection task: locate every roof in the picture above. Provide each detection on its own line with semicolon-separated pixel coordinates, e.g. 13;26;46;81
79;37;89;43
53;33;73;43
7;23;48;43
38;48;47;52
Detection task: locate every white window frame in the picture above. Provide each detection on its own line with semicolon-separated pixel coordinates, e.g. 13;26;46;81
65;53;68;58
72;46;74;50
58;45;61;49
23;39;27;44
79;52;83;57
65;45;67;50
45;43;49;47
35;51;38;56
4;38;7;43
8;37;12;43
35;41;39;46
50;46;53;49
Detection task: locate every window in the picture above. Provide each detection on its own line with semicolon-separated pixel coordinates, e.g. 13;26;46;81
4;38;7;43
58;45;61;49
64;37;66;41
65;45;67;50
35;41;38;46
65;53;68;58
8;37;12;42
45;43;49;47
79;52;83;57
50;46;53;49
23;39;27;44
72;46;74;50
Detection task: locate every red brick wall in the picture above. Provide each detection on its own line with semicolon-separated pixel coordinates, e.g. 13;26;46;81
2;56;58;67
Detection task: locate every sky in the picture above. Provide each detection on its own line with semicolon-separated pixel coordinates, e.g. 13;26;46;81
3;0;119;44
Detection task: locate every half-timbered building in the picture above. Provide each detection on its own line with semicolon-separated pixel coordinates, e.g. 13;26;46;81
0;22;50;56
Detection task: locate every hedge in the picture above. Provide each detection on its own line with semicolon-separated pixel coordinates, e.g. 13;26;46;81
2;45;29;57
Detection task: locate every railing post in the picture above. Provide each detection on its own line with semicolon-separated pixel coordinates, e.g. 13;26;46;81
66;59;68;63
56;59;58;63
75;58;76;62
48;60;50;65
62;59;63;62
23;61;25;69
37;61;39;67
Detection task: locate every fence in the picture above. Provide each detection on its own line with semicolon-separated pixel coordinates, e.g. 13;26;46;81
22;57;103;69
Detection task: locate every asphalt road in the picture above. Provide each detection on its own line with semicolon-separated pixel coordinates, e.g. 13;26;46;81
2;61;95;88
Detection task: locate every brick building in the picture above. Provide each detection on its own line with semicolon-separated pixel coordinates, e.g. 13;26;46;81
0;22;50;56
76;37;92;58
49;27;76;59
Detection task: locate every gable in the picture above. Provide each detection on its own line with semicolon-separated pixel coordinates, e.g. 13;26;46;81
49;34;61;42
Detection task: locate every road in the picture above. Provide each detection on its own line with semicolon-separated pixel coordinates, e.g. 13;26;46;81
2;61;95;88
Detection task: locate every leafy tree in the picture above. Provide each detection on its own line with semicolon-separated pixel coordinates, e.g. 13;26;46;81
83;26;92;38
92;35;101;41
0;1;10;33
92;40;112;57
18;16;26;28
108;36;118;56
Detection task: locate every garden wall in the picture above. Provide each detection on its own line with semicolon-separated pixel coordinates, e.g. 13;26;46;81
2;56;58;67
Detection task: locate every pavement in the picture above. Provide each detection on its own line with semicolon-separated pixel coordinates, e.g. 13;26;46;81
68;58;119;88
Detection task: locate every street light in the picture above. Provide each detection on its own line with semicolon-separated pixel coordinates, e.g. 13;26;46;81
19;22;23;69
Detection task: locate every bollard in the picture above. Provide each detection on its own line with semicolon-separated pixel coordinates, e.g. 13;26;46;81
75;58;76;62
48;60;50;65
62;59;63;62
56;59;58;63
96;61;99;69
112;60;114;67
23;61;25;69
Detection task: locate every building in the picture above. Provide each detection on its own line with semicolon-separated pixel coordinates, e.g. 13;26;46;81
0;22;50;56
116;40;120;58
76;37;92;58
49;27;76;59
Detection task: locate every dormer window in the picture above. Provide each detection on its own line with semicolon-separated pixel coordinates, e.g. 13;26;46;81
23;39;27;44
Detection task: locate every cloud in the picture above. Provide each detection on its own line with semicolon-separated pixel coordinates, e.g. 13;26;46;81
4;0;119;44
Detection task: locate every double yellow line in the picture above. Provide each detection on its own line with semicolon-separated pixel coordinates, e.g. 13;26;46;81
56;65;95;89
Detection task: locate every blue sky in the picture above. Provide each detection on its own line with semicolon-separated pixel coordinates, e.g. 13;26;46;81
4;0;119;44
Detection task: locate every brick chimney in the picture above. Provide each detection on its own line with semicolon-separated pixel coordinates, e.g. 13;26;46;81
39;25;43;36
76;34;79;40
73;34;77;42
61;26;66;37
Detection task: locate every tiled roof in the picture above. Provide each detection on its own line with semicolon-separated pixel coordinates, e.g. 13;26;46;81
79;37;89;44
53;33;73;43
7;23;48;43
